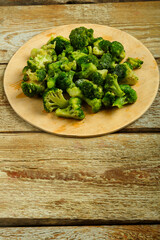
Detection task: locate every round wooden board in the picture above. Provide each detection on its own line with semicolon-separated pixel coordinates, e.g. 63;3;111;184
4;24;159;137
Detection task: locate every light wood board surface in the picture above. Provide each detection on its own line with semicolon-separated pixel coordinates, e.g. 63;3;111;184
0;225;159;240
0;1;160;235
3;24;159;136
0;133;160;226
1;2;160;63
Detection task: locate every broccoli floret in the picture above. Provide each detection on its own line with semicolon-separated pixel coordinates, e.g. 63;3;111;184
125;57;143;69
46;76;57;89
83;97;102;113
21;81;45;97
88;46;92;54
30;45;57;62
76;54;99;69
55;71;74;91
69;27;94;50
79;47;89;54
90;69;108;87
48;36;70;55
48;61;62;76
64;44;74;56
48;56;74;75
36;69;46;81
110;41;125;63
43;88;68;112
22;66;29;75
27;54;52;71
30;48;46;58
76;79;103;99
104;73;124;97
21;68;46;97
60;59;77;72
67;86;83;98
78;63;97;79
90;72;104;86
92;38;104;56
23;69;46;82
114;63;138;85
41;43;56;51
99;53;116;71
69;51;87;63
113;84;137;108
53;70;82;98
99;39;111;53
55;97;85;120
97;69;108;79
102;91;116;108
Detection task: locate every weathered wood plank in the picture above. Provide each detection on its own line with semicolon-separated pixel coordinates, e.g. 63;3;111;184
0;0;157;6
0;0;98;6
0;225;159;239
0;133;159;226
0;63;159;132
0;2;160;63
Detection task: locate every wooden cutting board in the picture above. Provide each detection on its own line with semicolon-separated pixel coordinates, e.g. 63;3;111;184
3;24;159;137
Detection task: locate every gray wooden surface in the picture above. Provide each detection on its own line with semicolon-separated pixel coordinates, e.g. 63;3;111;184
0;1;160;238
0;0;158;6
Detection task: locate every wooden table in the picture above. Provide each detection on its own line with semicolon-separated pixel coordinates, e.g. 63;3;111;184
0;1;160;239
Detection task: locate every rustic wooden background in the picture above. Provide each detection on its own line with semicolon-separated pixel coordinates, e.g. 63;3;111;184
0;0;160;239
0;0;159;6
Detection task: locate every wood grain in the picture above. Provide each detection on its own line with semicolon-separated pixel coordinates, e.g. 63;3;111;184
0;225;160;239
1;63;159;132
0;0;158;6
0;133;159;226
0;2;160;63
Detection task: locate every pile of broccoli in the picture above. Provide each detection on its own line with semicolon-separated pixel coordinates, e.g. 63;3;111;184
21;26;143;120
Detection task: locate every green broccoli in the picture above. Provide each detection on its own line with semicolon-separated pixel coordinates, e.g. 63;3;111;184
110;41;125;63
97;69;108;79
125;57;143;69
48;61;62;76
20;27;142;121
99;39;111;53
90;69;108;86
55;71;83;98
88;46;93;54
23;68;46;82
92;38;104;56
48;36;70;55
21;81;45;98
43;88;68;112
76;79;103;99
27;54;52;71
55;71;73;91
69;27;94;50
102;91;116;108
104;73;124;97
22;66;29;75
76;54;99;69
83;97;102;113
99;53;116;72
114;63;138;85
47;76;57;89
67;86;83;98
113;84;137;108
60;59;77;72
77;63;97;79
55;97;85;120
31;45;57;61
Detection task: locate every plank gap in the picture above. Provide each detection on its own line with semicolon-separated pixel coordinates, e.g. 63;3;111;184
0;129;160;135
0;1;159;6
0;219;160;227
